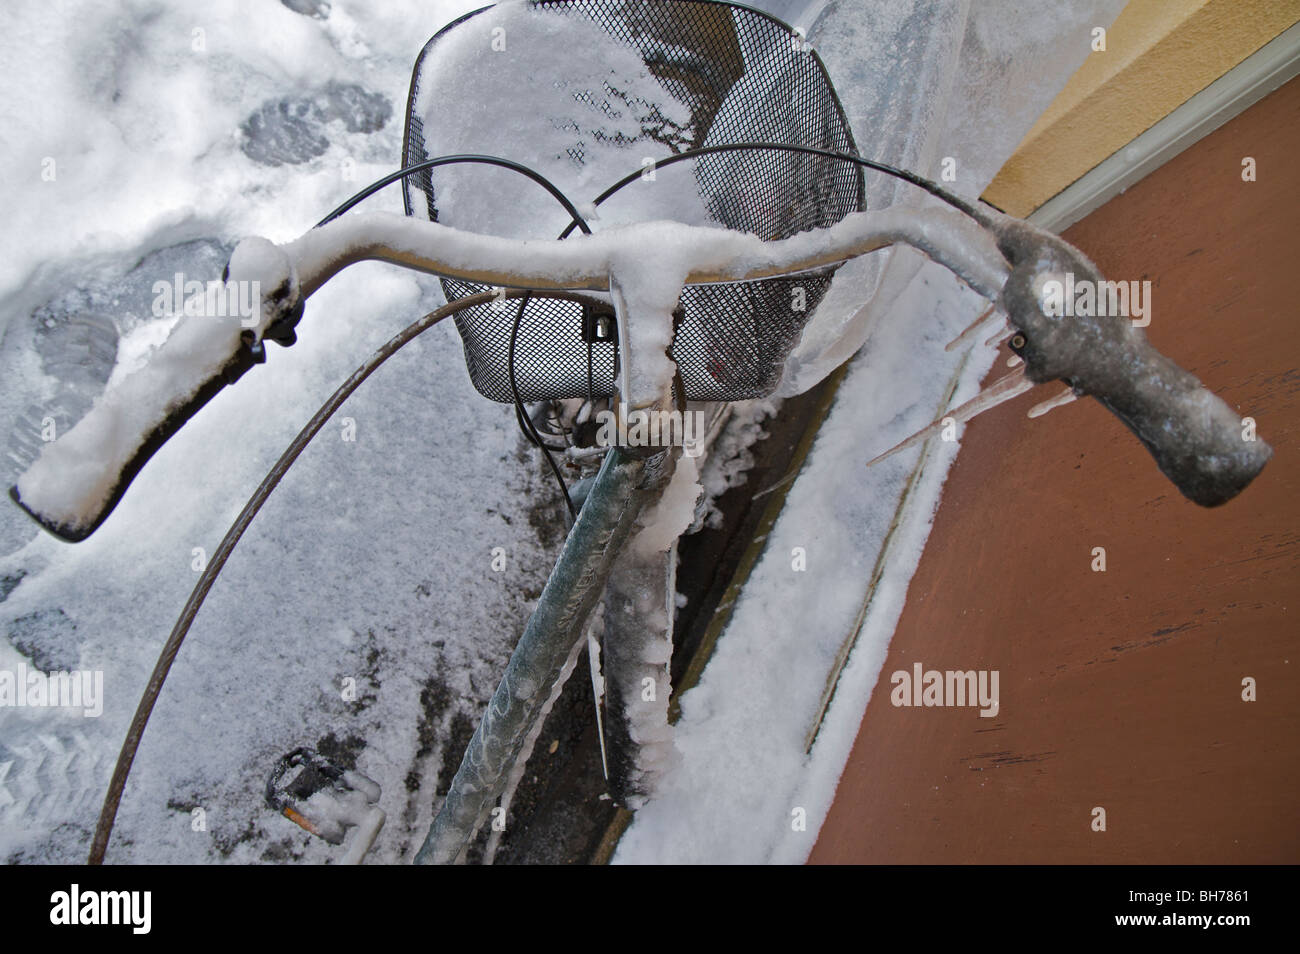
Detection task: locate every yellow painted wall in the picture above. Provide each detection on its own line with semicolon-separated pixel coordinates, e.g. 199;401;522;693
984;0;1300;216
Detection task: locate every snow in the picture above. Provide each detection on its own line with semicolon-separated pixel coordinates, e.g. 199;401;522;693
632;455;702;559
605;226;706;410
305;202;1009;294
14;237;300;535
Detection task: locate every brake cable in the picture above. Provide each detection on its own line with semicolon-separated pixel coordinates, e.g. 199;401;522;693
563;141;994;239
321;154;593;517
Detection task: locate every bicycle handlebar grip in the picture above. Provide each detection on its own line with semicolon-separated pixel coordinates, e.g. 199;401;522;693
996;218;1271;507
10;238;302;541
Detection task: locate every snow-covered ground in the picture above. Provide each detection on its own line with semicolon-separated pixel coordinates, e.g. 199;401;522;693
0;0;1122;864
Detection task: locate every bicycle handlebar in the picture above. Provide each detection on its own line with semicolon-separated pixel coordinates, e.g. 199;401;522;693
993;216;1272;507
9;202;1270;541
286;207;1009;298
9;207;1003;540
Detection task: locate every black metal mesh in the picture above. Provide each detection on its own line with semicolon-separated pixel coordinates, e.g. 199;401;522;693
402;0;864;404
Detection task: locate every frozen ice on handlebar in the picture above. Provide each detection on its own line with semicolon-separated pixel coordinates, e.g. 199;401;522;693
11;199;1005;539
12;239;301;538
282;205;1007;408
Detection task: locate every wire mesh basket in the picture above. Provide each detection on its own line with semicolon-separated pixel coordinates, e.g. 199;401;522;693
402;0;864;404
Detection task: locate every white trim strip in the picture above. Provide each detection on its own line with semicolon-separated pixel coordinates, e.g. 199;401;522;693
1030;20;1300;233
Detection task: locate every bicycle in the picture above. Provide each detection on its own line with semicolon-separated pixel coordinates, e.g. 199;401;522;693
9;0;1271;864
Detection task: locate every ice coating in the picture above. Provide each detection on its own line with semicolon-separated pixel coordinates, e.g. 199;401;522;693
864;208;1273;504
633;453;703;559
602;503;682;808
483;617;592;864
991;211;1273;506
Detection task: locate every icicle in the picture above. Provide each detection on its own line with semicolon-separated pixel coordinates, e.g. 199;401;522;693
587;631;609;781
1027;386;1079;419
944;304;1001;353
866;366;1034;467
984;324;1015;348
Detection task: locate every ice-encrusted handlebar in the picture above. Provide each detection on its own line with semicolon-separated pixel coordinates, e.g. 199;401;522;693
283;206;1009;298
9;203;1271;541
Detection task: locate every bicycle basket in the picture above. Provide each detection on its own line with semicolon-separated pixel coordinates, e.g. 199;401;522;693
401;0;864;404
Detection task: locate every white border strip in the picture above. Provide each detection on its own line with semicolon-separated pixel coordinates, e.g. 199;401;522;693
1030;20;1300;233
